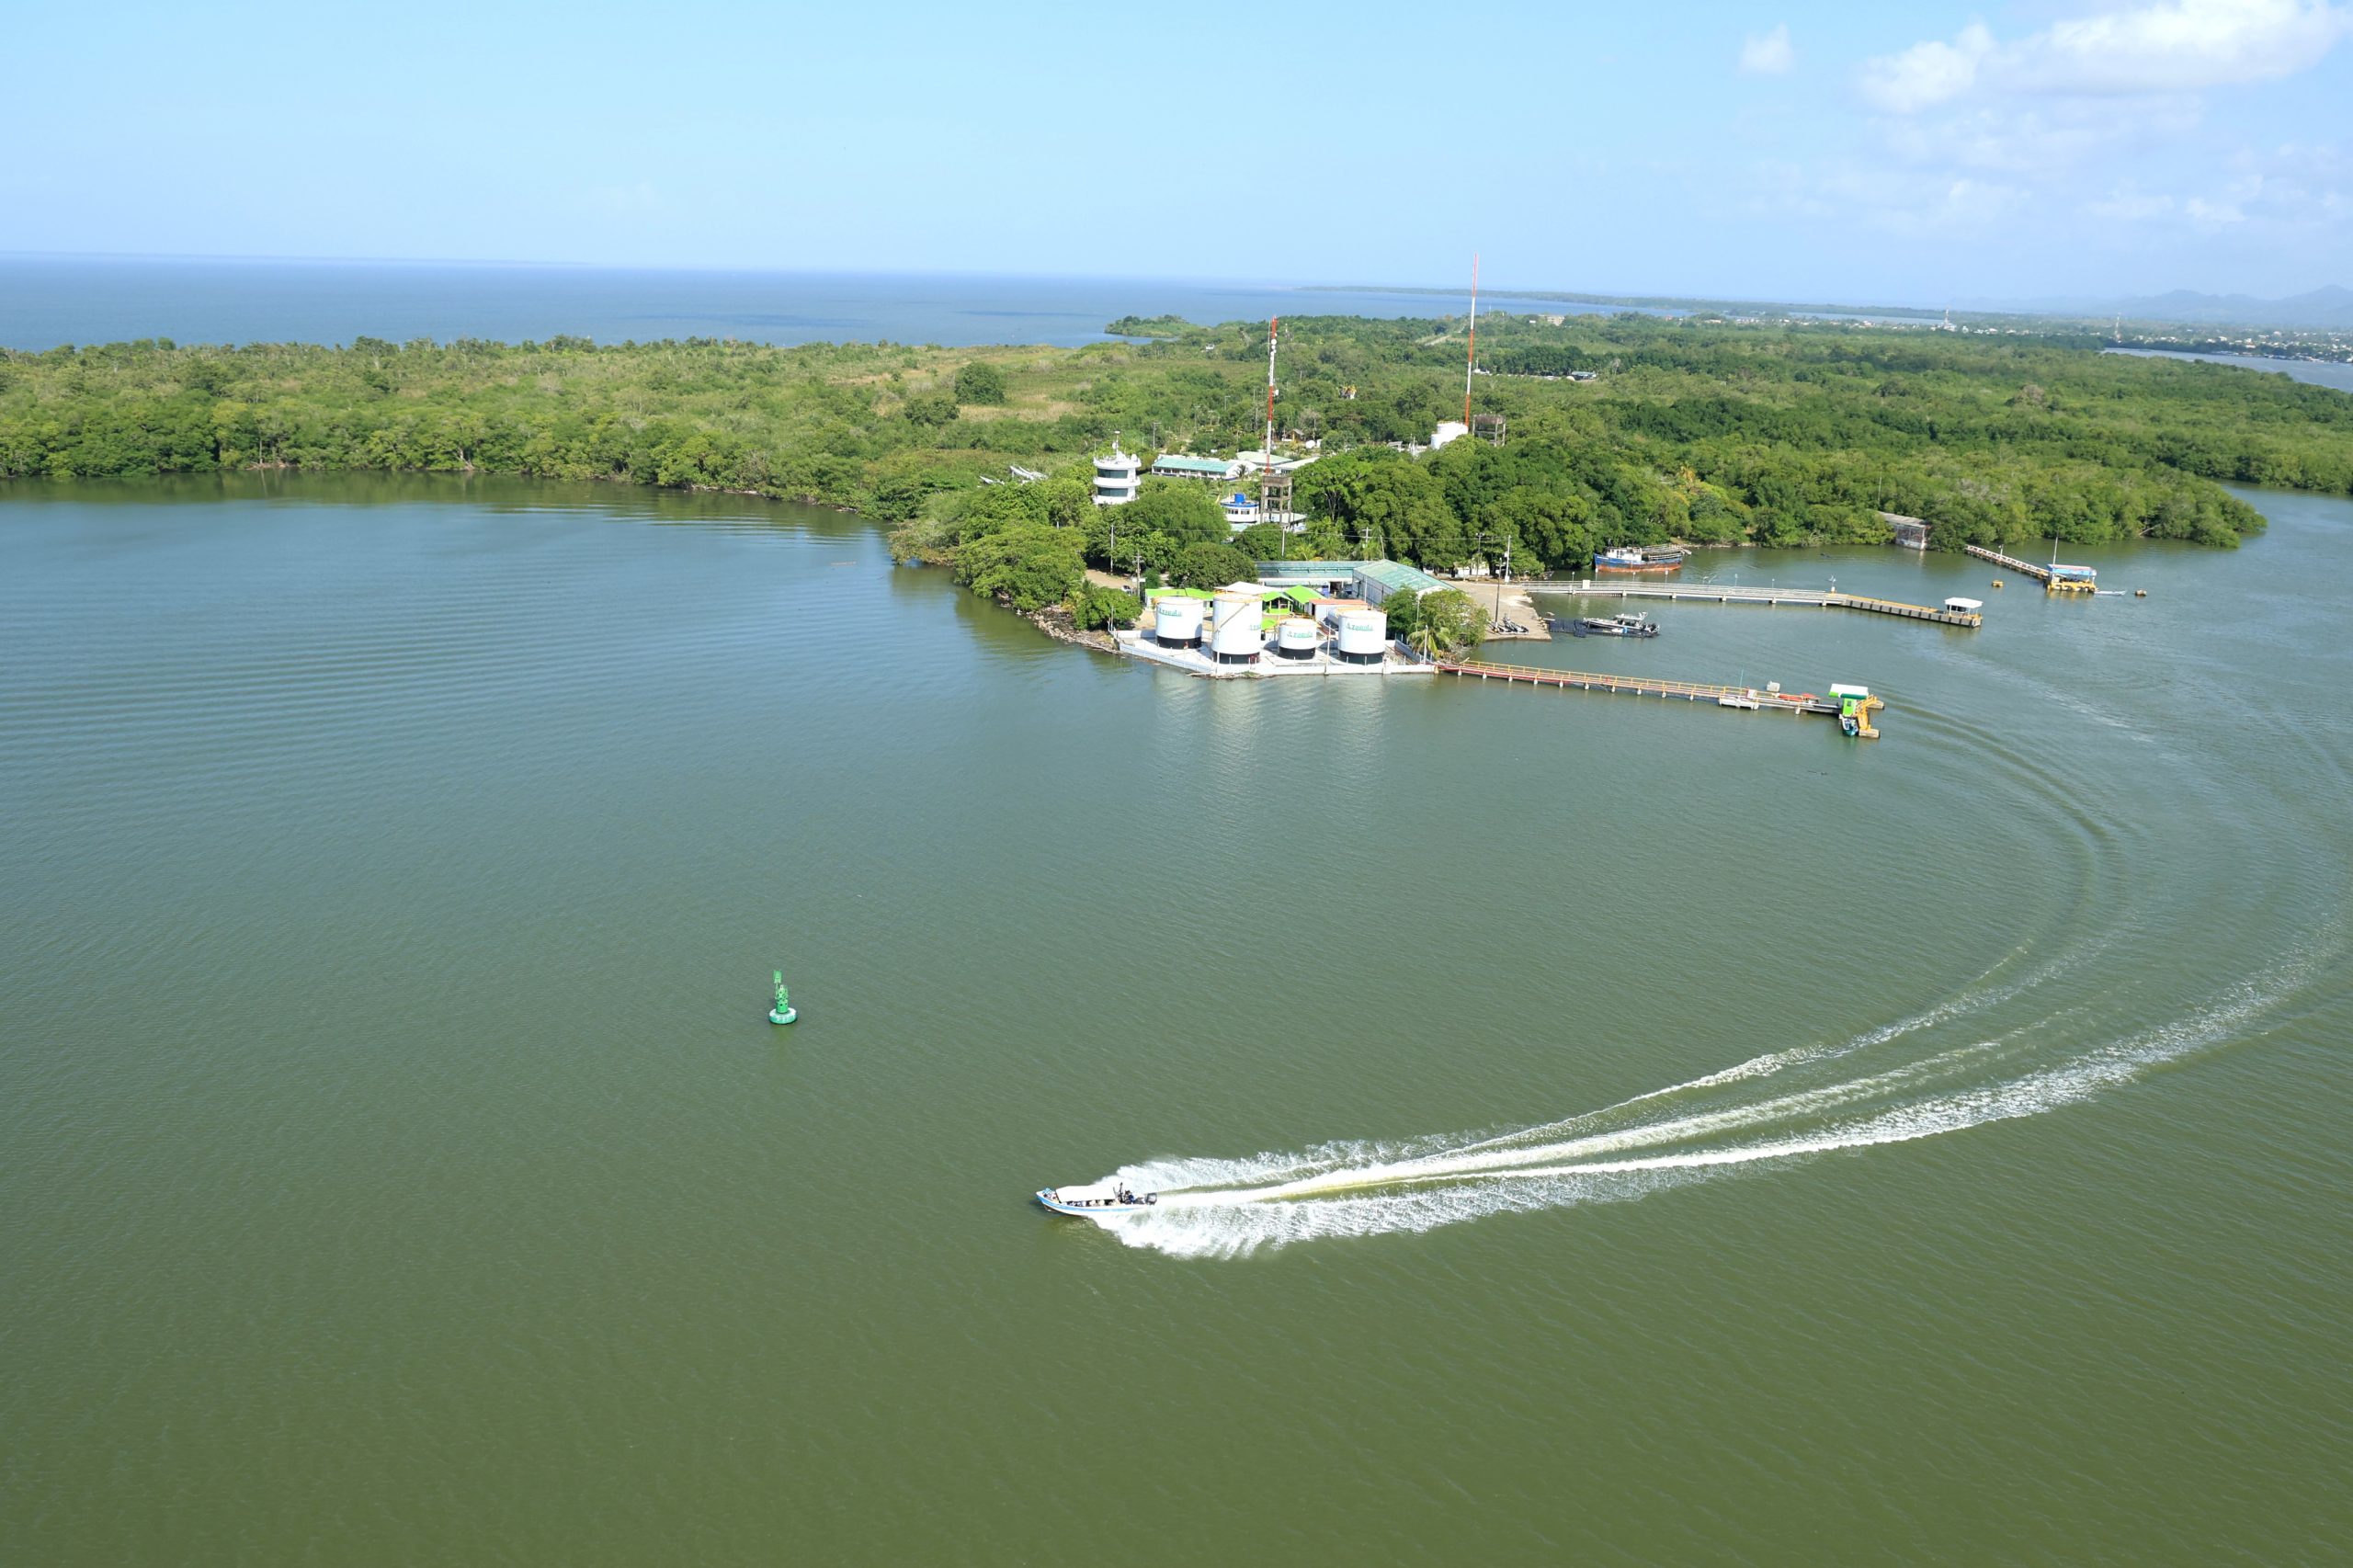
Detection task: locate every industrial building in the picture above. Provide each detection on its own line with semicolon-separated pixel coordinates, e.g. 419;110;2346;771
1120;563;1439;678
1254;559;1449;606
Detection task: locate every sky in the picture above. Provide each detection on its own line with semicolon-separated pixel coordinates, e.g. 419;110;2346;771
1;0;2347;303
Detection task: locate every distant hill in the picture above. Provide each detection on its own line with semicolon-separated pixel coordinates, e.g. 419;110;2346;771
2112;286;2353;329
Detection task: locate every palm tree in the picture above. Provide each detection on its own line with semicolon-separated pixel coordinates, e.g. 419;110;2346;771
1408;622;1443;661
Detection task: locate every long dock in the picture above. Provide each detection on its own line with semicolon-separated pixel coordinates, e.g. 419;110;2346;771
1524;579;1981;627
1962;544;2051;584
1433;658;1882;736
1961;543;2097;593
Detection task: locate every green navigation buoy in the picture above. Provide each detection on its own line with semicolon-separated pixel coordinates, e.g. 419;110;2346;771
769;970;798;1026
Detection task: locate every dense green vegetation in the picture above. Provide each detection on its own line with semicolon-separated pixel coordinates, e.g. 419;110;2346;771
7;314;2349;634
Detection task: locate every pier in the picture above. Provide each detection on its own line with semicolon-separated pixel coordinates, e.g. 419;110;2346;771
1524;579;1981;627
1963;544;2097;593
1963;544;2051;583
1433;658;1883;737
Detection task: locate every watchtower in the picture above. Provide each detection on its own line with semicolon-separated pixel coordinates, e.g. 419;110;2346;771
1258;467;1296;531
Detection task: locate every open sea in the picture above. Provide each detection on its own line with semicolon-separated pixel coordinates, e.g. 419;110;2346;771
0;257;1518;351
5;466;2350;1564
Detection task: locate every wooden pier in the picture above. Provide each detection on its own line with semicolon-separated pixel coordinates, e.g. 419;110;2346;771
1524;579;1981;627
1963;544;2097;593
1433;658;1883;736
1963;544;2051;584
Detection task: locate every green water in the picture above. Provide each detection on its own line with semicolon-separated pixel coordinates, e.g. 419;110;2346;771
6;474;2348;1565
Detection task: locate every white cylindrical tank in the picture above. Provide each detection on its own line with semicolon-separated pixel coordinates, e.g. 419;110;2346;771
1210;595;1263;660
1336;610;1388;661
1276;617;1320;658
1154;596;1204;646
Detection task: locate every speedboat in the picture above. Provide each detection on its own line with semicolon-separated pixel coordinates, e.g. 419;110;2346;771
1037;1181;1158;1215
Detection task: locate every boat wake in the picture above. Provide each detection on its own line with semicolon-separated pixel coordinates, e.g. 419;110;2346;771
1070;940;2329;1260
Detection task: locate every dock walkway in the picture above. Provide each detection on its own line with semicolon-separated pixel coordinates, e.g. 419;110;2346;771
1963;544;2051;584
1433;657;1882;736
1525;579;1981;627
1962;544;2097;593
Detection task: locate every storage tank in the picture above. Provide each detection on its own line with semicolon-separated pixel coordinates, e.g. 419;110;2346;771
1154;596;1204;647
1210;595;1263;663
1335;609;1388;663
1276;617;1321;659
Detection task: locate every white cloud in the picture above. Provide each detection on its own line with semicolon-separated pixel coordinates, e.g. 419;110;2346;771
1860;23;1995;111
1860;0;2352;112
1739;23;1795;75
1879;97;2204;176
2036;0;2351;93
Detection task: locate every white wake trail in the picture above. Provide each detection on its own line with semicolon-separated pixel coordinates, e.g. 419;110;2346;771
1083;955;2316;1261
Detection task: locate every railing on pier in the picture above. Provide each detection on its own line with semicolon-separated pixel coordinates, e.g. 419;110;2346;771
1436;658;1833;710
1525;579;1980;627
1961;544;2052;583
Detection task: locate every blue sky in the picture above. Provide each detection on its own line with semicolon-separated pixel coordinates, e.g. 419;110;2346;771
3;0;2347;302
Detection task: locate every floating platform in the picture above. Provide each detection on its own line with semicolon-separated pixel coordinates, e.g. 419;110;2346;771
1434;658;1883;737
1526;579;1980;627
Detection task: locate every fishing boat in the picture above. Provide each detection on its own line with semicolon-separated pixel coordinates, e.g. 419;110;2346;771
1595;545;1685;574
768;970;797;1025
1569;612;1658;638
1037;1181;1158;1215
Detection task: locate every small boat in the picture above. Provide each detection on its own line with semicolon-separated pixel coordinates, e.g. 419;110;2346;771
1595;545;1686;574
1037;1181;1158;1215
1565;612;1657;637
768;970;797;1026
1718;693;1760;710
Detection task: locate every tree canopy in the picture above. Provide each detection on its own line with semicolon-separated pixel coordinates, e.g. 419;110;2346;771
6;313;2339;571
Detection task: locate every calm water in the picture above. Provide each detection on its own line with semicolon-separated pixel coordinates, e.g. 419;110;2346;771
5;475;2349;1564
2106;346;2353;393
0;258;1511;350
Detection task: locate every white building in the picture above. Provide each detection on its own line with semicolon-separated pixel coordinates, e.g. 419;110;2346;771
1093;444;1141;506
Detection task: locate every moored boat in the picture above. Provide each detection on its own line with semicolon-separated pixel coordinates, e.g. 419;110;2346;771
1572;612;1658;638
1595;545;1685;574
1038;1181;1158;1215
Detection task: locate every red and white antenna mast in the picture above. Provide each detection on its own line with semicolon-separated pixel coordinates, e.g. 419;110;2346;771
1462;253;1480;429
1264;315;1279;475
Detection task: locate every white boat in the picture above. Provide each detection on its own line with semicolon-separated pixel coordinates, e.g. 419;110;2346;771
1037;1180;1158;1215
1718;693;1760;710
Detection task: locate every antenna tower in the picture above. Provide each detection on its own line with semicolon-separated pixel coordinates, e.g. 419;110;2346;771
1263;315;1279;468
1259;316;1294;529
1463;254;1480;429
